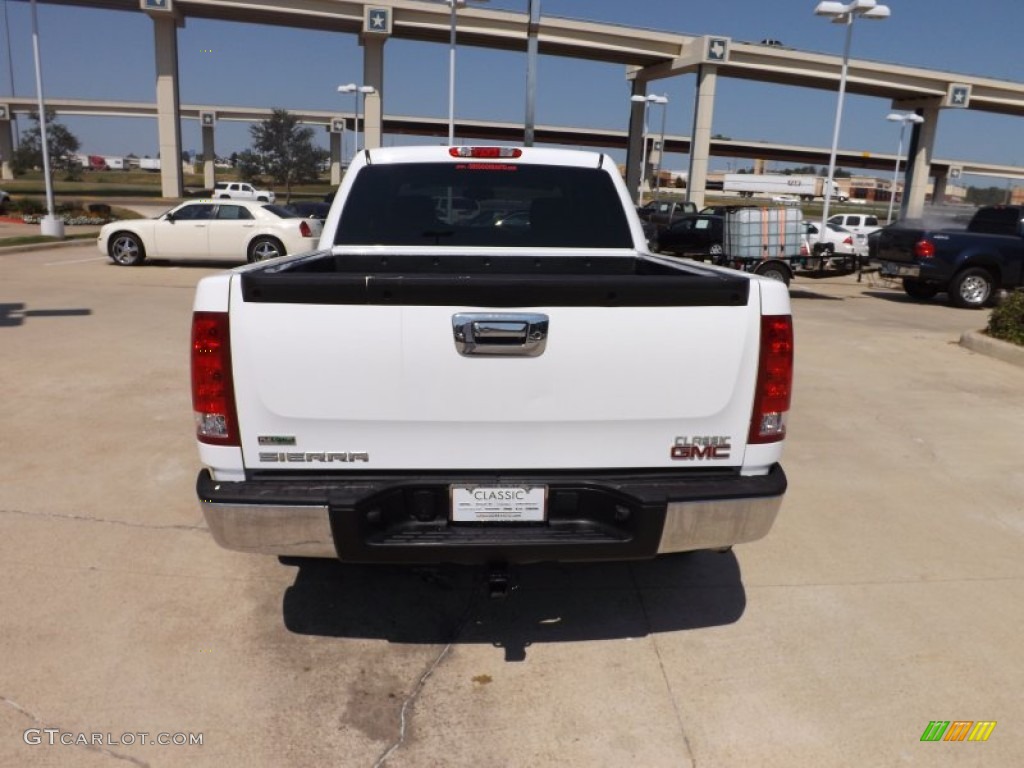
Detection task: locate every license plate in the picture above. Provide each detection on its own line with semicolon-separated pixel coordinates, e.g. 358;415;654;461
880;262;920;278
450;486;547;523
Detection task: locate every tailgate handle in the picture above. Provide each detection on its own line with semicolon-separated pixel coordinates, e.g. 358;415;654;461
452;313;548;357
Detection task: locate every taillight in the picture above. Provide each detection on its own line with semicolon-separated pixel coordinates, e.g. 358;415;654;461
843;236;853;246
299;219;313;237
191;311;239;446
914;239;935;258
749;315;794;444
448;146;523;158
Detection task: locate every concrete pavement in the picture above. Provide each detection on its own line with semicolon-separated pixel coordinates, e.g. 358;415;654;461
1;249;1021;767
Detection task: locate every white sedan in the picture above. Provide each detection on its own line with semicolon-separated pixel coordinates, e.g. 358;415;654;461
98;199;322;266
801;220;866;257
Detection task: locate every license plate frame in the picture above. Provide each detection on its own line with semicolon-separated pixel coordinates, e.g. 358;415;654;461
880;262;920;278
450;485;547;523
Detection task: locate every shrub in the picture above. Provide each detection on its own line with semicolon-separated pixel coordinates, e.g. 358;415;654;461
986;290;1024;346
11;197;47;215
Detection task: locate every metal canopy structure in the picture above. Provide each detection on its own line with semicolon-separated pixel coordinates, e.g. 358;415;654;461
6;95;1020;181
4;0;1024;207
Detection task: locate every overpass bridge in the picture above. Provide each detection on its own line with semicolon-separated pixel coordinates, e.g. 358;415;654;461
4;96;1023;188
4;0;1024;216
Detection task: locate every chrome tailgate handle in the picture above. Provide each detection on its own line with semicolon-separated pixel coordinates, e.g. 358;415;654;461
452;313;549;357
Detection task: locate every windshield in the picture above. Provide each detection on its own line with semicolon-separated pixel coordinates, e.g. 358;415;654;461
335;162;632;248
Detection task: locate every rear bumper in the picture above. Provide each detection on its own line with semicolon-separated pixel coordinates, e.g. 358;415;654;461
197;465;786;564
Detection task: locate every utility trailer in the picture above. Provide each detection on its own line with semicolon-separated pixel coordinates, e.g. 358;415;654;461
689;207;865;285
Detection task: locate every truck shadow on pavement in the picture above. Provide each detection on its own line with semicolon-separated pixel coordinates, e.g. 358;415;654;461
787;288;843;301
0;302;92;327
280;553;745;662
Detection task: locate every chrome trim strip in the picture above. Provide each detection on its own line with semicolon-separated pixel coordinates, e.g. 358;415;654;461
658;495;783;553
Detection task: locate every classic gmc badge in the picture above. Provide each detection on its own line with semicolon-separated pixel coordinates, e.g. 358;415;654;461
671;436;731;460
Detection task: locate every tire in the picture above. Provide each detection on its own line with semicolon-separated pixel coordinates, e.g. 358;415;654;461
257;196;268;202
708;243;724;257
219;194;230;199
248;236;285;262
754;261;792;286
902;279;938;301
948;267;994;309
108;232;146;266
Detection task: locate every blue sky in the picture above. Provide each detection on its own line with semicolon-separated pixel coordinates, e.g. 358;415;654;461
1;0;1022;185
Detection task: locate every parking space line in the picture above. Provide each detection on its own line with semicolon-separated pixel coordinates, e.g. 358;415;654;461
44;256;108;266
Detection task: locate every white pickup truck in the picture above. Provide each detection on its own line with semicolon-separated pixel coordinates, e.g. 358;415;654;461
212;181;276;203
191;145;792;568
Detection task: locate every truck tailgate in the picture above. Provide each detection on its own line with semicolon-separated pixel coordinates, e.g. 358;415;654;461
227;276;762;472
875;226;925;264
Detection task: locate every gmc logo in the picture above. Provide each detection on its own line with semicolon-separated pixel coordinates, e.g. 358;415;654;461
671;436;731;461
671;445;731;460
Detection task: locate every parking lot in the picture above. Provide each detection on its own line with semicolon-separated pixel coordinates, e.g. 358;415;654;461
2;245;1022;767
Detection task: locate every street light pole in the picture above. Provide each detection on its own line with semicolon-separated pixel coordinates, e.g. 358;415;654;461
30;0;61;237
814;0;890;249
443;0;489;145
885;112;923;224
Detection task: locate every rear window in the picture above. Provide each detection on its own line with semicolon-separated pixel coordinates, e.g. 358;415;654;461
335;162;632;248
262;204;299;218
968;207;1023;236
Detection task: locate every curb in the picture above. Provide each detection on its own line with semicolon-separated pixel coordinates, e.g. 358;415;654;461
0;237;97;256
959;330;1024;369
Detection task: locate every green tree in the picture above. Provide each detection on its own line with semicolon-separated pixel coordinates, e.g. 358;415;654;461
244;108;327;202
234;150;263;184
965;185;1008;206
12;110;82;181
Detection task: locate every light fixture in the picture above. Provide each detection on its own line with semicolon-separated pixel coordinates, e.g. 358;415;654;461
337;83;376;158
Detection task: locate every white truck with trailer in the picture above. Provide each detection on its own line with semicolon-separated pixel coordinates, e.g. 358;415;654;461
724;173;845;202
191;145;793;577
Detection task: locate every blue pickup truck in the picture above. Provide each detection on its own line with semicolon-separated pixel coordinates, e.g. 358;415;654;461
874;205;1024;308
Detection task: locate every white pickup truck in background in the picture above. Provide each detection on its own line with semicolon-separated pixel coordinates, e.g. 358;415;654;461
191;145;793;569
213;181;276;203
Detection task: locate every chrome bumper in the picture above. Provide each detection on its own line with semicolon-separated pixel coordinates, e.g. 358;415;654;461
199;466;786;562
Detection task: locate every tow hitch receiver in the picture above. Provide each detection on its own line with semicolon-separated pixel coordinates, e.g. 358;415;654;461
487;563;513;599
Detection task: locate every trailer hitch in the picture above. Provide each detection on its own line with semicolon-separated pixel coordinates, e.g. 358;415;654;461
486;563;514;599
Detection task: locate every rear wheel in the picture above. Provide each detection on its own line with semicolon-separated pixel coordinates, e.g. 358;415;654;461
949;268;994;309
248;236;285;262
108;232;145;266
754;260;792;286
902;279;938;301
